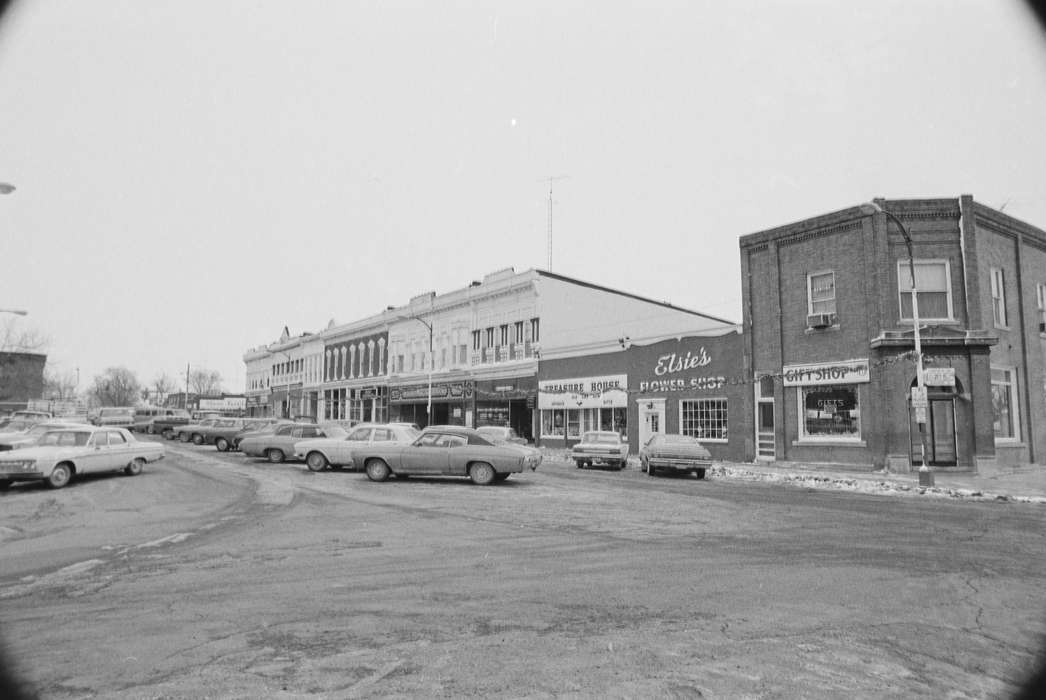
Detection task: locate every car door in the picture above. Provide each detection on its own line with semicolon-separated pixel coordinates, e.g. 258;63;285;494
80;430;112;474
333;427;372;464
106;430;135;470
400;432;449;474
438;433;471;475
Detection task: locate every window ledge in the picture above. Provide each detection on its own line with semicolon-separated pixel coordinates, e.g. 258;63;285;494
792;439;867;448
804;325;840;334
898;318;959;325
994;440;1025;448
994;324;1011;331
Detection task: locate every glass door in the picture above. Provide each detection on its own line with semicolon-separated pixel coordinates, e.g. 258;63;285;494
755;375;775;461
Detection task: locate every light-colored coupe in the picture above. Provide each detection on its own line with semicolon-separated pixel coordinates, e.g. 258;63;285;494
239;423;347;463
0;427;165;490
294;422;421;471
354;426;542;485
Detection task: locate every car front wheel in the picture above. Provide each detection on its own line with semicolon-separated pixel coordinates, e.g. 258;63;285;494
47;463;72;489
125;458;144;476
365;459;391;482
470;462;496;485
215;438;230;452
306;452;329;472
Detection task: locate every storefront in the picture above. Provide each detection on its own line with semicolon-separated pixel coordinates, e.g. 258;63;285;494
627;331;748;461
246;394;270;417
537;373;629;447
388;380;474;428
473;377;537;441
323;385;387;424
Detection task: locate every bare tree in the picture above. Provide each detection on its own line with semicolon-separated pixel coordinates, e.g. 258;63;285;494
189;368;223;396
152;373;178;404
90;367;142;407
0;318;49;353
43;369;79;400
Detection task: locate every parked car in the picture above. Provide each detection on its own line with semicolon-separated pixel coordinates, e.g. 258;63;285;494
131;407;189;433
10;410;53;423
239;423;347;463
205;418;273;452
173;418;222;444
354;425;542;485
92;407;135;428
294;422;422;471
154;411;193;439
475;425;528;445
571;431;629;469
0;420;94;452
0;426;165;490
640;433;713;478
230;419;291;451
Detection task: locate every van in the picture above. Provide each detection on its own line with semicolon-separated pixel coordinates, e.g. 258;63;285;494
132;406;186;433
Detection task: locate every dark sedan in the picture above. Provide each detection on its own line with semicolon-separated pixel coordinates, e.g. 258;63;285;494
640;433;713;478
354;426;542;485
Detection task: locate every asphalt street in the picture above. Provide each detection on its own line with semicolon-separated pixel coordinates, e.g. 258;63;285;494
1;440;1044;699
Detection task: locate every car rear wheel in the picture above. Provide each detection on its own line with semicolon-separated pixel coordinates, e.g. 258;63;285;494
267;448;285;464
191;434;204;445
47;463;72;489
179;433;190;442
470;462;496;485
365;459;391;482
162;429;175;440
306;452;329;472
125;458;145;476
215;438;230;452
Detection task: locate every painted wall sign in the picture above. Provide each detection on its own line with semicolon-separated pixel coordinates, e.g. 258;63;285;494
782;359;870;386
538;374;627;409
637;376;726;393
199;397;247;410
390;381;473;402
653;347;712;376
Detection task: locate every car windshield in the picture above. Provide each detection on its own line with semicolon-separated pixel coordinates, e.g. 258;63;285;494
26;424;61;437
38;430;92;447
0;419;33;432
582;432;621;444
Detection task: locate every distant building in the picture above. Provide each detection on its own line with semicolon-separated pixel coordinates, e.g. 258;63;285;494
0;351;47;414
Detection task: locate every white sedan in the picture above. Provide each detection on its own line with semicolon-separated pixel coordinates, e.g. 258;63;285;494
0;427;165;490
294;423;421;472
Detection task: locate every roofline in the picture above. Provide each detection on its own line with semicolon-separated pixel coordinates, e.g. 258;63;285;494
534;269;737;326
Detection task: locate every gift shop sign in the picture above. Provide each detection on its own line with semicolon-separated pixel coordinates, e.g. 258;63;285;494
538;374;627;409
782;359;870;387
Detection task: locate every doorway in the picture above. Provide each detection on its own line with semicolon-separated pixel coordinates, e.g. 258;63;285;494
755;374;775;461
638;399;666;448
908;379;960;467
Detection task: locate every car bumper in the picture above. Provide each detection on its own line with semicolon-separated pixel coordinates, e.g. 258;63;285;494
647;458;710;470
572;451;627;463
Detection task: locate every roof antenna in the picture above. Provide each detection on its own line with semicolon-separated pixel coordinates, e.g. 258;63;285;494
540;175;570;271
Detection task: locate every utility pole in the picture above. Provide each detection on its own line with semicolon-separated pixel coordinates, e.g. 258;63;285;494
541;175;570;271
185;363;190;411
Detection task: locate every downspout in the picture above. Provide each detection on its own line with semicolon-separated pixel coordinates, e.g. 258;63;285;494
957;197;969;320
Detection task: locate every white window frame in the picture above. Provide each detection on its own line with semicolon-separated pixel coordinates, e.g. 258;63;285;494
990;267;1007;328
1036;283;1046;334
807;269;836;316
990;366;1021;444
795;384;863;443
679;398;728;443
897;259;954;322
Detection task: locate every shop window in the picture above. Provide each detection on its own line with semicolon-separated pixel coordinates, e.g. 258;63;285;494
898;260;952;321
991;367;1020;442
798;385;861;440
582;408;598;433
566;409;581;439
541;409;566;437
514;321;524;344
680;399;728;442
990;267;1007;327
807;270;836;316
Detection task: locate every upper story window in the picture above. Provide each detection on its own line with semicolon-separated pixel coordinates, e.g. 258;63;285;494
472;330;481;351
485;327;495;347
514;321;524;344
898;260;952;321
990;267;1007;328
991;367;1020;442
530;317;540;343
807;271;836;326
1037;283;1046;334
499;324;509;346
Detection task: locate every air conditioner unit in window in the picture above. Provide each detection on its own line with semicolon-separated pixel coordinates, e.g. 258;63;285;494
807;313;835;329
1040;321;1046;333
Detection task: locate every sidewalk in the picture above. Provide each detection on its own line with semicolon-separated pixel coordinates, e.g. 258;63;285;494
537;448;1046;504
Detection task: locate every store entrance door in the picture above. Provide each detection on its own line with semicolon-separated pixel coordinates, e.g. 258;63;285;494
755;375;775;461
638;399;666;448
908;380;960;467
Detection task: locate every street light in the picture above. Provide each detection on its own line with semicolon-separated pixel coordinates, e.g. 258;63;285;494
397;315;434;427
860;201;931;480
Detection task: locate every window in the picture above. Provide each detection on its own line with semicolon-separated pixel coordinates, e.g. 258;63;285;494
680;399;728;441
798;385;861;440
347;427;371;441
898;260;952;321
530;317;540;343
107;430;127;445
990;267;1007;327
1038;283;1046;332
472;330;481;351
807;271;836;316
499;324;509;346
514;321;524;343
991;367;1020;442
566;409;581;438
485;327;495;347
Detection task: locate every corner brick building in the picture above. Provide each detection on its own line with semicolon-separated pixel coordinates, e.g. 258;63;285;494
739;196;1046;472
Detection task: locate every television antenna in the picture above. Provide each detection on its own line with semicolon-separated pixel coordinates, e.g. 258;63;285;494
540;175;570;271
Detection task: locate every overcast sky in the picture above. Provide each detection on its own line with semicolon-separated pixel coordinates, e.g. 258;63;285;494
1;1;1044;395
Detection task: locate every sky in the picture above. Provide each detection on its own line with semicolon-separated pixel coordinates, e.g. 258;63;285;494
1;1;1044;396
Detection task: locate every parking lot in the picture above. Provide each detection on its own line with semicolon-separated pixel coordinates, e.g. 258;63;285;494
2;438;1045;698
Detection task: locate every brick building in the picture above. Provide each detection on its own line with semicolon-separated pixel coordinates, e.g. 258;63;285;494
0;351;47;414
740;196;1046;472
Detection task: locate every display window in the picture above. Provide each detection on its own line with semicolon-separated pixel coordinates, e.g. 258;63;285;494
680;398;728;442
797;385;861;440
540;407;627;439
